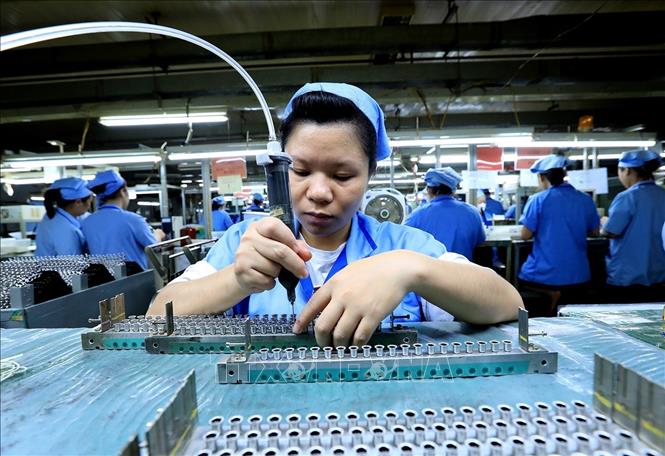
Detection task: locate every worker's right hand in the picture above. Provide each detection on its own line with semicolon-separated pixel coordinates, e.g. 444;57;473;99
233;217;311;294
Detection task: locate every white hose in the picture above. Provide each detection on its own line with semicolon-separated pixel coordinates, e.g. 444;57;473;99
0;355;27;382
0;22;277;141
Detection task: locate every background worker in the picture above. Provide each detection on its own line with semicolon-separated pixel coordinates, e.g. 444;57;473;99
405;167;486;260
35;177;93;256
82;170;164;270
518;154;600;313
211;196;233;232
148;82;521;347
601;149;665;302
480;188;505;224
246;193;266;212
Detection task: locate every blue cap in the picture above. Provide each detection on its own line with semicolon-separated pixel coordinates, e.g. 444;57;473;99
49;177;93;200
530;155;569;174
87;170;126;199
618;149;662;168
252;193;264;202
212;196;225;204
424;167;462;190
283;82;392;161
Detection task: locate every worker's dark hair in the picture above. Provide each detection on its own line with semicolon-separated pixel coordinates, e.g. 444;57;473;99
623;158;661;180
280;91;377;175
43;189;92;219
428;184;453;196
252;198;263;206
542;168;566;186
90;183;127;203
212;200;222;210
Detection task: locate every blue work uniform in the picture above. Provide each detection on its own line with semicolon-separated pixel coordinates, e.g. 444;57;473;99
204;212;447;320
405;195;485;260
246;204;264;212
519;183;600;286
484;197;505;221
504;204;516;220
212;209;233;231
604;181;665;286
81;204;157;269
35;208;86;256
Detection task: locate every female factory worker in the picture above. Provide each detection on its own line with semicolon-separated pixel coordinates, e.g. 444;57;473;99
35;177;93;256
148;83;521;347
82;170;164;269
601;150;665;301
211;196;233;231
518;155;600;296
405;167;486;260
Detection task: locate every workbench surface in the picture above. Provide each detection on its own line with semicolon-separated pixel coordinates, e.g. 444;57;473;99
1;318;663;455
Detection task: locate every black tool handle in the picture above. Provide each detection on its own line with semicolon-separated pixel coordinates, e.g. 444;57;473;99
264;155;299;301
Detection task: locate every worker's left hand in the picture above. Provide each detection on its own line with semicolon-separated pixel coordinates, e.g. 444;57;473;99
293;250;415;347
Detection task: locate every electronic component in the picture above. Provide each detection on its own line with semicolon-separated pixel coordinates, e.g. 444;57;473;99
186;398;662;456
81;295;418;353
217;309;557;384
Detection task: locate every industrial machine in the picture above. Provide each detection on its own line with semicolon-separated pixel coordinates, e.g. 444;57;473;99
362;188;408;224
0;255;154;328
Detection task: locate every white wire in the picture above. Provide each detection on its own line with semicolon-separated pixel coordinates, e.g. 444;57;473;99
0;356;27;382
0;22;277;141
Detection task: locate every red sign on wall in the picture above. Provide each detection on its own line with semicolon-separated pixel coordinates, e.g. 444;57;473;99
516;148;552;170
476;147;504;171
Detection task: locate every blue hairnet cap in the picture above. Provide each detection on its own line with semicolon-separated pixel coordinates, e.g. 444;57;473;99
424;167;462;190
49;177;93;200
212;196;225;204
618;149;662;168
283;82;392;161
87;170;126;199
252;193;264;202
530;155;569;174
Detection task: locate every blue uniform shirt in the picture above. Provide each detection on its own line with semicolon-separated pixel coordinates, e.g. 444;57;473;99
483;197;505;222
246;204;264;212
504;204;516;220
519;183;600;286
604;181;665;286
35;208;86;256
405;195;485;260
204;212;447;320
212;210;233;231
81;204;157;269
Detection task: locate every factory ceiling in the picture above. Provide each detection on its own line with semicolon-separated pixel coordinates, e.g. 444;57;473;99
1;0;664;187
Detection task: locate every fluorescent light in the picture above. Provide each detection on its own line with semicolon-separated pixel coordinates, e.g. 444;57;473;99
99;112;228;127
390;135;533;148
169;150;260;161
569;153;623;160
524;140;656;148
137;201;160;207
6;154;161;168
1;173;96;185
181;179;192;184
370;178;422;185
30;196;45;201
180;184;188;188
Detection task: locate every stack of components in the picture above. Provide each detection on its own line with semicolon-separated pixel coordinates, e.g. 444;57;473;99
81;296;417;353
190;400;663;455
216;338;557;384
0;254;125;308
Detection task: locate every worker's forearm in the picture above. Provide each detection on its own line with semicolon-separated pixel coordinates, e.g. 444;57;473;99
147;265;249;316
408;252;522;324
